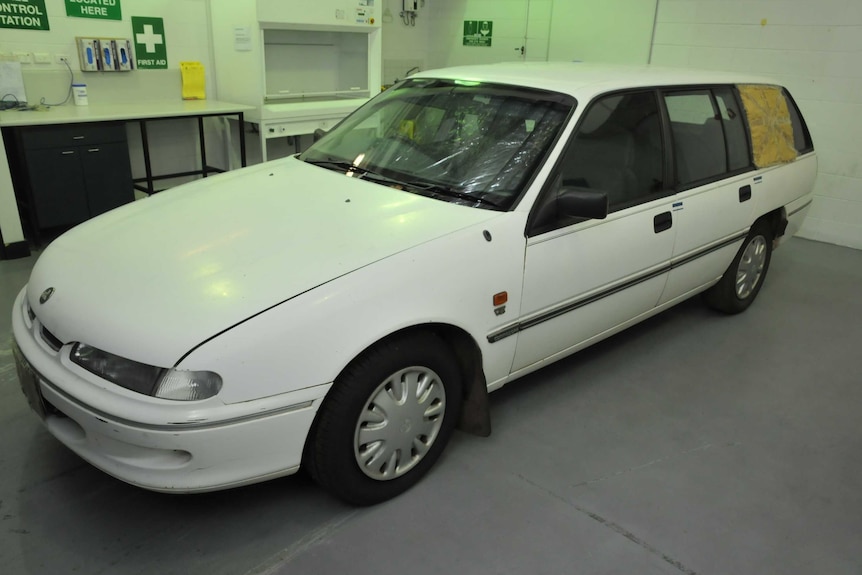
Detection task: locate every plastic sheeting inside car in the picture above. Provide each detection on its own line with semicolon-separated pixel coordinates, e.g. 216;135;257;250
737;84;797;168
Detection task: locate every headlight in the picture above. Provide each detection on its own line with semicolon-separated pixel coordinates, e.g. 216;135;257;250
71;343;222;401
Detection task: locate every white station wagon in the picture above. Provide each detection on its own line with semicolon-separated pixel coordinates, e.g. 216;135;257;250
12;63;816;504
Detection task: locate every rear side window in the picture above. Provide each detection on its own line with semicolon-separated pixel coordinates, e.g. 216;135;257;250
714;87;751;171
665;91;727;185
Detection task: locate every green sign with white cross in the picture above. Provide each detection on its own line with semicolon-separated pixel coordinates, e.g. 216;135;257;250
463;20;492;47
132;16;167;69
65;0;122;21
0;0;50;31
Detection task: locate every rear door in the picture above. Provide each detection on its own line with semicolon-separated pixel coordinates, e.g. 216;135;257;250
658;87;757;304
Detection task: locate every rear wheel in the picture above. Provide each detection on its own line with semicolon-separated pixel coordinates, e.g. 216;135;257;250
703;220;773;314
305;332;462;505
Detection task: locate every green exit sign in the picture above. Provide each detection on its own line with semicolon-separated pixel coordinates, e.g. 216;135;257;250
65;0;122;21
463;20;493;47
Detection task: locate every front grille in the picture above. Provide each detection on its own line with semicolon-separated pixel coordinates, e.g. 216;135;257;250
40;326;63;352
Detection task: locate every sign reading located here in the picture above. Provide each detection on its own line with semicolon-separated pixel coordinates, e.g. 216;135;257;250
0;0;50;31
65;0;121;21
132;16;167;69
463;20;492;47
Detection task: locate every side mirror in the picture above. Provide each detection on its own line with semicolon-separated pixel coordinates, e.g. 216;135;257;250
313;128;327;142
557;187;609;220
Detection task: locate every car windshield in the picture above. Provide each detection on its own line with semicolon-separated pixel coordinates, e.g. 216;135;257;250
299;78;575;210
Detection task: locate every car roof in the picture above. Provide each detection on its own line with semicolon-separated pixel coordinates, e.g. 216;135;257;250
414;61;777;100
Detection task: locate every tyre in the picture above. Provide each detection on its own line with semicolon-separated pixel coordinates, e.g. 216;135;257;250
703;220;773;314
305;332;462;505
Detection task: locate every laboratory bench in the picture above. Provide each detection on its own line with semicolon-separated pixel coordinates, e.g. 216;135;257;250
248;98;369;161
0;99;252;249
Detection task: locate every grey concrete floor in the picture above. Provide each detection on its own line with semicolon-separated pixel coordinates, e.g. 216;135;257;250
1;237;861;575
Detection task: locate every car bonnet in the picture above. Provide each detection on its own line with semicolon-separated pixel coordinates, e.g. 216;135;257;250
26;156;501;368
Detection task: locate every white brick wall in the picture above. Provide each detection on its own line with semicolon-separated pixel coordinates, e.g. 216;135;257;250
651;0;862;249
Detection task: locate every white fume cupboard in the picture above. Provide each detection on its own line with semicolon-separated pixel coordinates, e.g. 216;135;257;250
210;0;382;161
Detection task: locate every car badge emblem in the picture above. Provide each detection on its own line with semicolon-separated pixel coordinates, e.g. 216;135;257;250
40;287;55;304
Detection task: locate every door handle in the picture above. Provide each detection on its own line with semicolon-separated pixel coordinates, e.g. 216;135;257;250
739;185;752;202
654;211;672;233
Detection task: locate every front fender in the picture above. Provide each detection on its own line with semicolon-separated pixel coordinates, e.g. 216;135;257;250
178;213;528;404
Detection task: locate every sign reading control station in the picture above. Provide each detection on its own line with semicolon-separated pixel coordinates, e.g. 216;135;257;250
0;0;50;30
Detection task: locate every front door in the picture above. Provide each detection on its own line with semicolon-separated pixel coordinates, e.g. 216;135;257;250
509;90;676;374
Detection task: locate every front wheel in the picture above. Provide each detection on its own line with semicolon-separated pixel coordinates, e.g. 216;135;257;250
305;332;462;505
703;220;773;314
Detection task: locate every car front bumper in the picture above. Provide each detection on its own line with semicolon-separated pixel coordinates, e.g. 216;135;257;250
11;287;331;493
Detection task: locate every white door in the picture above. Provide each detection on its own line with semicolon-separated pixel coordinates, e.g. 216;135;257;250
507;90;676;374
524;0;552;61
511;206;676;373
659;87;756;304
437;0;550;66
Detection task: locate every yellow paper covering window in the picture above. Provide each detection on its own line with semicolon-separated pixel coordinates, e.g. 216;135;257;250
737;84;796;168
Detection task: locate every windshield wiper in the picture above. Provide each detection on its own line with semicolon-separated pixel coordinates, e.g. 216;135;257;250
403;180;502;208
303;159;501;208
303;159;405;186
302;158;369;174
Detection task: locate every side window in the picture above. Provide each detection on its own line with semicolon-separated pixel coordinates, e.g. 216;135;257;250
558;91;664;211
665;91;727;186
714;87;751;171
782;89;814;153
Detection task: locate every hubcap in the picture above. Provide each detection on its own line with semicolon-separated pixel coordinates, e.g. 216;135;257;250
736;235;767;299
354;366;446;481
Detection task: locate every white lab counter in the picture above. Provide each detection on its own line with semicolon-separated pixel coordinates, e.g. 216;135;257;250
0;99;254;127
0;99;254;258
247;98;369;161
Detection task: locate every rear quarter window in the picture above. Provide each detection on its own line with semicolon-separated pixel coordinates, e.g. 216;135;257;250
782;89;814;153
737;84;805;168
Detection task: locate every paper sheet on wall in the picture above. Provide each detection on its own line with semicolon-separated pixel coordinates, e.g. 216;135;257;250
180;61;205;100
234;27;252;51
0;61;28;106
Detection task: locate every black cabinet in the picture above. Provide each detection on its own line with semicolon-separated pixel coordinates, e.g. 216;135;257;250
7;122;134;241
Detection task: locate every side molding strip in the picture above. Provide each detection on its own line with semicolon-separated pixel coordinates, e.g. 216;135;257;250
487;230;748;344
